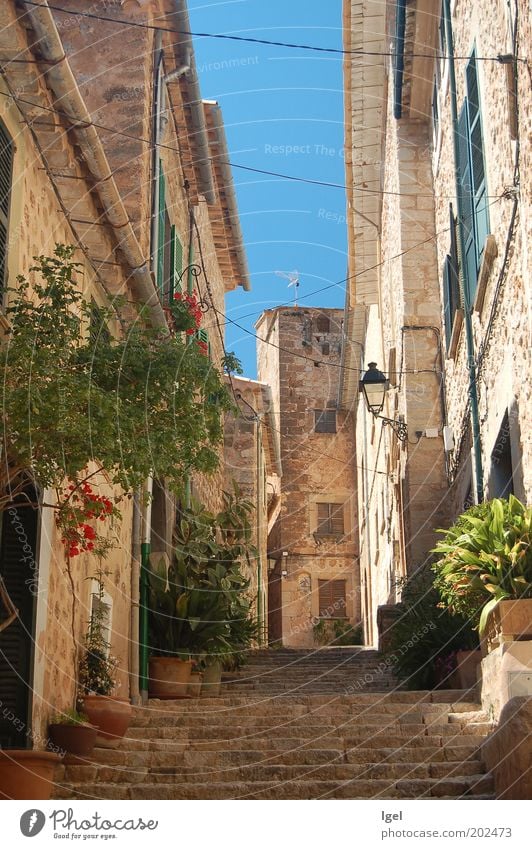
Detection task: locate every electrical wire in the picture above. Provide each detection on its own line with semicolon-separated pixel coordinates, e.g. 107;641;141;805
0;89;507;203
20;1;521;62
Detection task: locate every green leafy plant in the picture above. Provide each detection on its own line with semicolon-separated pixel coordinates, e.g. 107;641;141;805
148;490;258;666
332;619;363;646
78;582;118;696
432;496;532;634
49;708;90;726
1;245;234;514
386;565;478;690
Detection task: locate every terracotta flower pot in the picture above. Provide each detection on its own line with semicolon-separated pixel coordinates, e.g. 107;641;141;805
201;661;223;697
0;750;60;800
485;599;532;652
188;672;203;698
81;696;132;748
149;656;192;699
48;723;97;763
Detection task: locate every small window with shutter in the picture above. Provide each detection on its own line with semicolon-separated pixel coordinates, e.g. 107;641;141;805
0;121;14;295
315;410;336;433
318;579;347;618
316;502;344;537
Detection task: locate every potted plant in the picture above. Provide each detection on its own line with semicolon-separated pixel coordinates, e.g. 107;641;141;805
385;565;479;690
432;496;532;648
148;491;258;699
48;708;97;763
78;583;132;747
0;748;61;800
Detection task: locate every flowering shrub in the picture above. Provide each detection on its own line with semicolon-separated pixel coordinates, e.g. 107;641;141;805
56;479;119;559
196;339;209;357
170;291;203;334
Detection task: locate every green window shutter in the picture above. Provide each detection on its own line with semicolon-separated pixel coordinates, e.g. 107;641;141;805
196;328;210;358
457;101;477;306
172;227;183;296
156;164;166;296
0;121;14;292
466;54;489;271
443;204;461;351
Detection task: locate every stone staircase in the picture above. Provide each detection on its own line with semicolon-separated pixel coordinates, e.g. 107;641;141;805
53;648;495;799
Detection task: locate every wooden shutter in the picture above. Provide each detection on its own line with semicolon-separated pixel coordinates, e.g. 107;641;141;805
318;579;346;618
457;101;477;306
316;503;344;536
443;205;461;350
172;226;183;297
466;54;489;271
0;122;14;292
0;498;38;747
157;165;166;296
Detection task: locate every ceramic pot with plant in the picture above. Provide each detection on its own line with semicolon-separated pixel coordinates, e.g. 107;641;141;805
48;708;97;763
0;750;61;800
78;584;132;747
432;496;532;638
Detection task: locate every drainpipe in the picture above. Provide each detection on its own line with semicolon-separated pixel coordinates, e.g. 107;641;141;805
393;0;407;119
129;492;141;704
256;415;263;645
443;0;484;503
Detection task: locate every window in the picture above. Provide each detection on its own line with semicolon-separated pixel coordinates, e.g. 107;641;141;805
457;51;490;306
316;502;344;537
318;579;347;618
315;409;336;433
442;204;461;350
316;315;330;333
321;342;330;356
0;121;14;293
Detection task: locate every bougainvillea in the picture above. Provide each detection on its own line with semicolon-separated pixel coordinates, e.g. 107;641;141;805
170;291;203;335
56;479;119;559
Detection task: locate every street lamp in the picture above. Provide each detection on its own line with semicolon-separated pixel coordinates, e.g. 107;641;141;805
359;362;408;442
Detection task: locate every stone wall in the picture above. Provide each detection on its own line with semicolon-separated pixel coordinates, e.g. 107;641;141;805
1;80;135;746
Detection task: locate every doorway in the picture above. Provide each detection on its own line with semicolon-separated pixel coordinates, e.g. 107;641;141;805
0;490;39;748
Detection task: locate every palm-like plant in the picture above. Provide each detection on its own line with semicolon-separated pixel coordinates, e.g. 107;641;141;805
148;492;258;664
432;495;532;634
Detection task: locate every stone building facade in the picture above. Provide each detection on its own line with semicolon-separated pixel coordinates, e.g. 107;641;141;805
0;0;248;747
341;0;531;645
257;307;360;648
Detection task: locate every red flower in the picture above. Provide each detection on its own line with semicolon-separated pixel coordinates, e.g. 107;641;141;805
83;524;96;540
86;542;94;552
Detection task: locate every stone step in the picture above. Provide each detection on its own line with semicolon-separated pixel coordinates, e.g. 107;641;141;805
65;741;484;770
57;758;487;786
54;773;493;800
126;724;488;744
145;691;479;708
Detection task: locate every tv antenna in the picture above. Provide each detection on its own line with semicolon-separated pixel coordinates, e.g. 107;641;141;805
275;270;300;305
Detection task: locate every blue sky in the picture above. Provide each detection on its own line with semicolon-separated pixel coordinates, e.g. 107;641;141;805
188;0;346;377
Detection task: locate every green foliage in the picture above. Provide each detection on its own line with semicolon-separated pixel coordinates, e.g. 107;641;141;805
432;496;532;633
78;582;118;696
313;618;364;647
49;708;90;726
221;352;244;376
1;245;233;509
386;566;478;690
148;491;258;665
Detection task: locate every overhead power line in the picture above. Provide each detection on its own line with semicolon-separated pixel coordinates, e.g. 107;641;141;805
20;1;521;62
